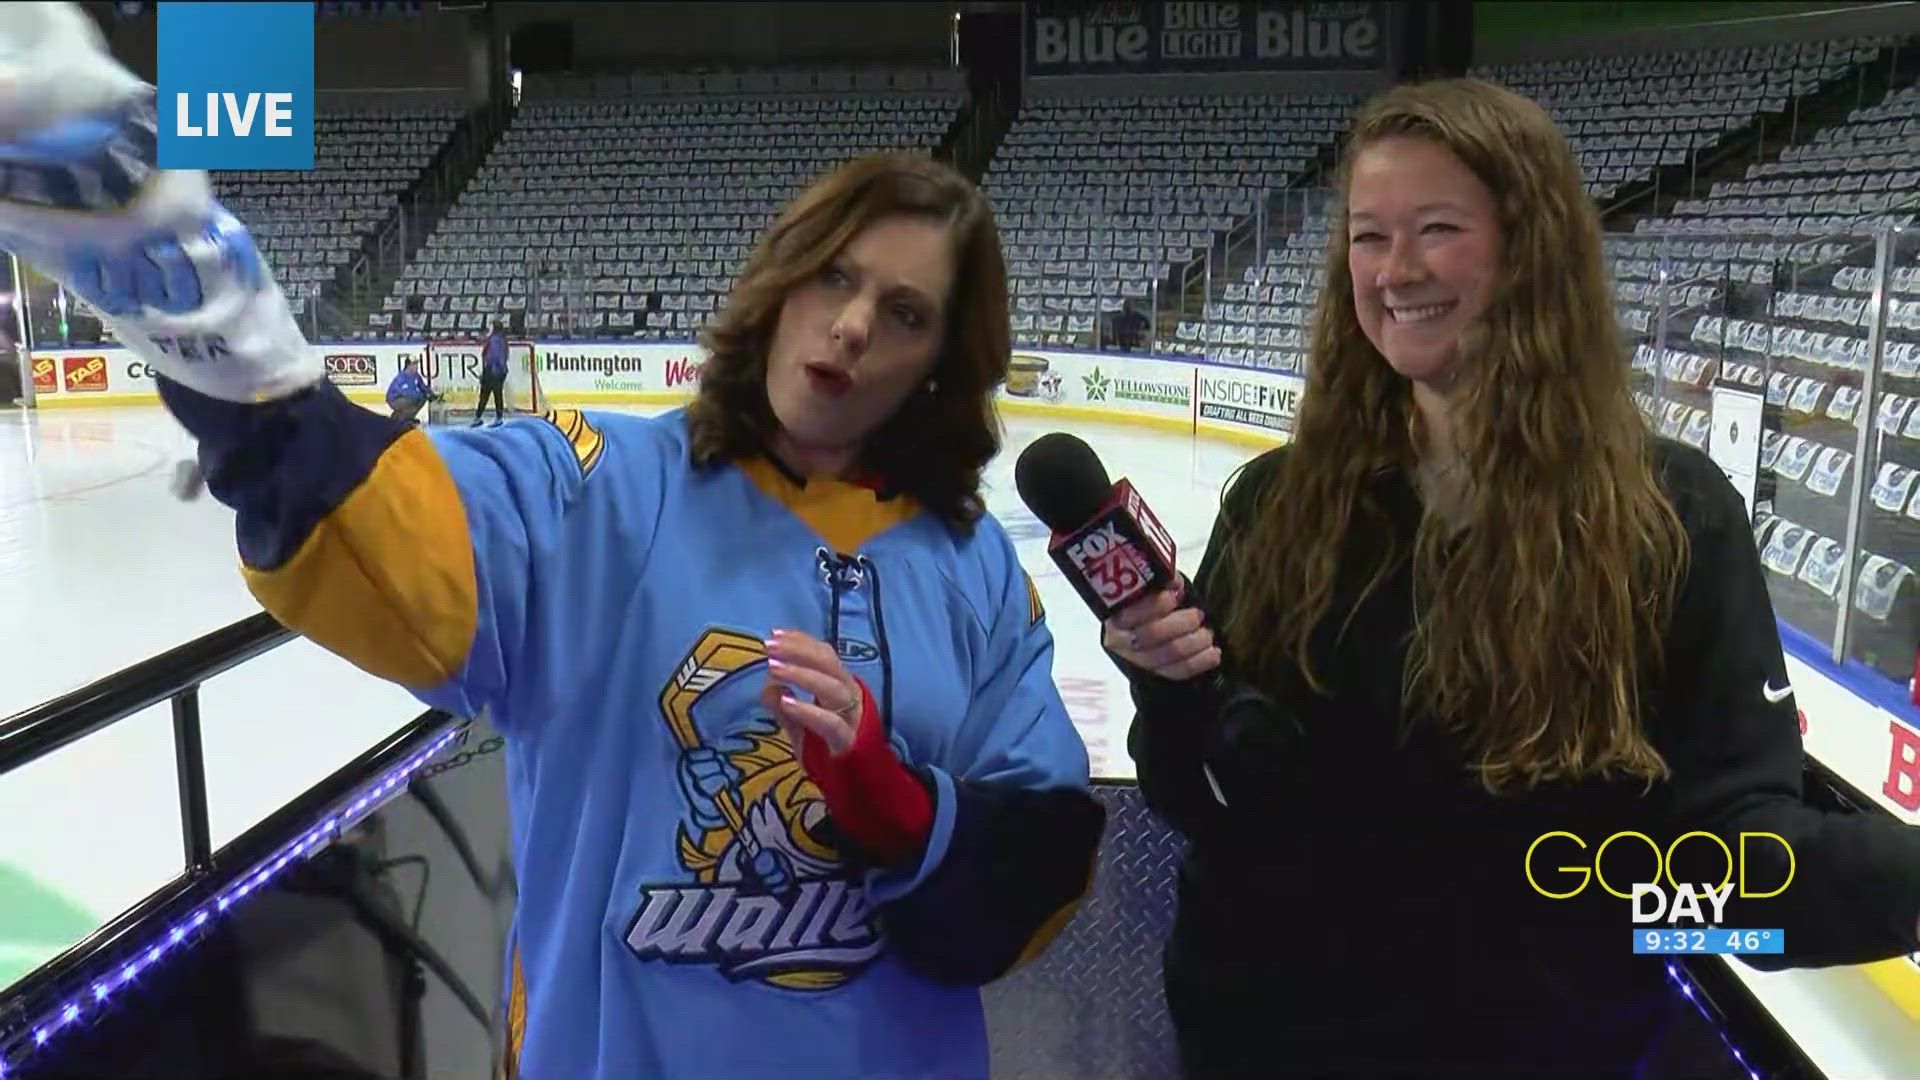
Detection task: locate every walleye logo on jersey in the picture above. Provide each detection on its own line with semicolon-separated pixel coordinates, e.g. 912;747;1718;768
623;627;885;990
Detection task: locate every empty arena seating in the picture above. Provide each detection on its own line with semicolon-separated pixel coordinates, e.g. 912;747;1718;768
1477;39;1884;202
1158;38;1906;379
30;100;464;346
1613;60;1920;675
369;78;961;340
1617;41;1913;284
1492;38;1901;363
987;94;1353;352
1679;79;1920;234
1764;81;1920;347
214;102;466;323
1168;205;1329;372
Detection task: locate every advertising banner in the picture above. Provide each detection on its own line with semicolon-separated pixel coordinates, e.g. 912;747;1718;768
23;343;1291;451
28;342;716;405
1195;363;1304;438
1027;1;1388;76
321;350;382;388
30;354;56;395
1001;350;1196;425
59;355;111;394
533;343;695;397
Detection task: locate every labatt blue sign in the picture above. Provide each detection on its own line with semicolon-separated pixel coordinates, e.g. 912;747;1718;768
1027;1;1387;76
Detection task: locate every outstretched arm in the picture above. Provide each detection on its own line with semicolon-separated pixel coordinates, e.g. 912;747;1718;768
163;382;620;731
0;9;635;732
1652;450;1920;969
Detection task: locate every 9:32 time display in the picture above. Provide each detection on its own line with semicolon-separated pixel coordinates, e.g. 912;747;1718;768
1633;929;1783;955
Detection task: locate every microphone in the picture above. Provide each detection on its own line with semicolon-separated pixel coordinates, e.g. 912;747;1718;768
1014;432;1292;808
1014;431;1179;619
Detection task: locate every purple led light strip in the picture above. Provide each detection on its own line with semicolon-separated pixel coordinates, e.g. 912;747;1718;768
1666;959;1766;1080
1;727;463;1076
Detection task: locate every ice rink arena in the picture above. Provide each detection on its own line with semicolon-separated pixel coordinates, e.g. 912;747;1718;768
4;1;1920;1077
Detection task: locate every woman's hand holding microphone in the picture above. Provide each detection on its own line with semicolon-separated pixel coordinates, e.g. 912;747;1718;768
1103;581;1222;681
1105;580;1260;814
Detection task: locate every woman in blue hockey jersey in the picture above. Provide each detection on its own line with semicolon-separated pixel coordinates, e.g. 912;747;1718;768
0;15;1104;1076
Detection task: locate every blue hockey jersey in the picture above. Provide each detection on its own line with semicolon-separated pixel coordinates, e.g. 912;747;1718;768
160;379;1105;1079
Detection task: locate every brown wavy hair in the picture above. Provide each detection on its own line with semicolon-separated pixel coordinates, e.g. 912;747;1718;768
1222;78;1690;792
686;151;1010;529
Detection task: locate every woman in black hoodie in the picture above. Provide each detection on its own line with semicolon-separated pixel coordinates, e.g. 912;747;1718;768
1109;77;1920;1078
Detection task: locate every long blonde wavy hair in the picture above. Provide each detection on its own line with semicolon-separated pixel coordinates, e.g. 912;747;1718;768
1223;78;1690;793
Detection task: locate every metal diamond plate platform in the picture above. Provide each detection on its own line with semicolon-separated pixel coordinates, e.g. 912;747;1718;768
983;783;1183;1080
975;787;1758;1080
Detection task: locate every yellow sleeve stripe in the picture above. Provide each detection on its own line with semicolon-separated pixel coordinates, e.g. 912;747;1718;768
1026;572;1044;626
243;427;479;691
500;944;527;1079
543;408;604;477
1011;860;1095;971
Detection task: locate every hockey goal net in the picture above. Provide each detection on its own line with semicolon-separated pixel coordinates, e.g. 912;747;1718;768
421;338;544;421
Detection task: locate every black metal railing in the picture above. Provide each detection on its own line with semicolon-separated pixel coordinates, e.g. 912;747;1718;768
0;612;468;1075
0;613;289;866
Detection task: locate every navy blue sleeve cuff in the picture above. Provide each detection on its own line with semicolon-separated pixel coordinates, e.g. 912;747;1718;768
158;375;412;571
874;776;1105;986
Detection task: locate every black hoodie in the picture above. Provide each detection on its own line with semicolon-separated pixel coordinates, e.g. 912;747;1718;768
1121;438;1920;1078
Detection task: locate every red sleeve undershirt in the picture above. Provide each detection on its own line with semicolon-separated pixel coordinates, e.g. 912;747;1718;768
799;676;934;867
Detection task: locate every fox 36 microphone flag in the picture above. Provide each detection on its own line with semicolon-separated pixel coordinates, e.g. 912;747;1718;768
158;2;313;170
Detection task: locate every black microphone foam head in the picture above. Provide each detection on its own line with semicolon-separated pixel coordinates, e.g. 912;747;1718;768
1015;431;1112;534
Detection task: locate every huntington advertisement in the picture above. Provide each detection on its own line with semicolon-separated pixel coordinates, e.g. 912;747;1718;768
1027;1;1388;76
26;341;1306;445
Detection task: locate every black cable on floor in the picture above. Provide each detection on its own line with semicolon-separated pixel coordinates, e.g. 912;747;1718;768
406;777;511;905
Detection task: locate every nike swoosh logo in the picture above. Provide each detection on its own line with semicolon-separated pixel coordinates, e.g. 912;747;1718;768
1763;682;1793;704
1202;763;1229;808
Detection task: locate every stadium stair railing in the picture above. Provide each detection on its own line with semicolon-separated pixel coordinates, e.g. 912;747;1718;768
346;97;518;325
1602;34;1920;229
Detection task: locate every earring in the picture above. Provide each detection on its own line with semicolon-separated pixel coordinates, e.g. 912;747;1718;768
924;378;939;394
